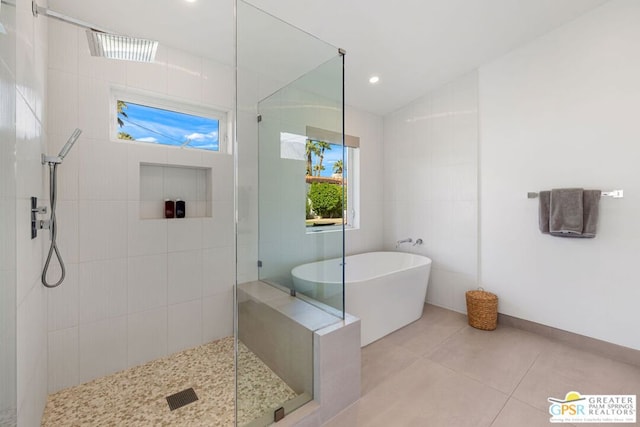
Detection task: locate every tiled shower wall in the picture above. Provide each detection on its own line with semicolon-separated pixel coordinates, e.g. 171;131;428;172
383;72;479;313
13;0;49;424
46;20;235;393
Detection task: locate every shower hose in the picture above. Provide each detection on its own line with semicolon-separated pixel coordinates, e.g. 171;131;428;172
42;162;65;288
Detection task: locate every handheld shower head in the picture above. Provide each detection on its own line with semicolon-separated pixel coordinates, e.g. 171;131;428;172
58;128;82;160
43;128;82;165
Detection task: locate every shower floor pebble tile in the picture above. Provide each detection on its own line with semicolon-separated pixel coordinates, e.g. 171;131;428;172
41;337;297;426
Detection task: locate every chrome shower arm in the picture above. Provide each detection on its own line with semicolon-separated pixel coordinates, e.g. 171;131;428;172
32;1;109;32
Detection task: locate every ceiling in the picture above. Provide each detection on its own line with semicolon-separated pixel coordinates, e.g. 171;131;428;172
48;0;609;115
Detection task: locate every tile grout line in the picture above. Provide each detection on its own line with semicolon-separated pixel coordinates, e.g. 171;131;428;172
486;350;544;427
420;323;470;359
421;323;548;427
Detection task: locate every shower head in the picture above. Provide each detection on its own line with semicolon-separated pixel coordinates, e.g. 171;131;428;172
86;30;158;62
42;128;82;165
58;128;82;160
32;2;158;63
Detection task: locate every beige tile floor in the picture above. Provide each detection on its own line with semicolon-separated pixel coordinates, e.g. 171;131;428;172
325;304;640;427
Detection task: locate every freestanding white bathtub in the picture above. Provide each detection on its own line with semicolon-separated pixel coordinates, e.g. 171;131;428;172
291;251;432;346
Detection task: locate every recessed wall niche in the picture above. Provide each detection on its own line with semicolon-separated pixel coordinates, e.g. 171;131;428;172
139;163;212;219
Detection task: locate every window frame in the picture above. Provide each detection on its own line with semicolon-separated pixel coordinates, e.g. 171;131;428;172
110;87;230;153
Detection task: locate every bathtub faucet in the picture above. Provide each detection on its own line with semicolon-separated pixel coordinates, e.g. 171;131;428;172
396;238;412;248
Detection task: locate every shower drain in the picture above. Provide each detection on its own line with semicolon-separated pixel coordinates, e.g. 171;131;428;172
166;387;199;411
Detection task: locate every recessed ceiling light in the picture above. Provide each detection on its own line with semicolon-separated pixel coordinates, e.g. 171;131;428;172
369;76;380;84
184;0;197;3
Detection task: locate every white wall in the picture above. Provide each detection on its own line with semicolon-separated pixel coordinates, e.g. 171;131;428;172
479;0;640;350
13;0;50;424
383;72;479;313
345;107;385;255
46;21;236;392
0;0;18;422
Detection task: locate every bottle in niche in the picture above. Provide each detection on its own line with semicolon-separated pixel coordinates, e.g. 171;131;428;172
164;199;175;218
176;199;186;218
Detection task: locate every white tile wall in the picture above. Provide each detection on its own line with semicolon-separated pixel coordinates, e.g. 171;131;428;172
127;307;168;366
168;250;203;304
53;201;79;263
139;165;165;202
79;138;129;200
17;282;47;414
202;59;235;109
78;201;128;262
46;22;236;394
202;290;234;342
18;350;47;427
48;327;79;393
16;199;43;303
127;145;167;202
47;69;79;139
203;203;236;248
47;20;78;74
127;254;168;313
47;263;79;331
127;206;168;256
125;45;168;94
383;72;479;312
202;247;235;297
78;258;127;324
78;39;127;84
211;156;234;202
78;316;127;383
78;77;110;142
15;98;44;199
168;218;203;252
168;300;202;354
167;48;203;102
164;166;200;202
14;1;49;422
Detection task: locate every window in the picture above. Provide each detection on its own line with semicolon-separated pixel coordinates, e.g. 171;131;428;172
111;89;228;152
280;127;360;231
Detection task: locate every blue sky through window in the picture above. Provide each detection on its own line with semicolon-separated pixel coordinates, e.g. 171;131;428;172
313;144;346;178
311;143;346;178
118;101;220;151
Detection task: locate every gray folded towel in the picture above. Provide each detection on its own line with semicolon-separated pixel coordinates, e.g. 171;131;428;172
550;188;584;235
577;190;601;238
538;191;551;234
539;188;602;238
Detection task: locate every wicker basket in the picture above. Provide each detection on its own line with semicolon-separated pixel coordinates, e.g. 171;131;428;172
466;289;498;331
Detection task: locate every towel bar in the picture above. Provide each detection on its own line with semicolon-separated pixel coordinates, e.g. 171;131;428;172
527;190;623;199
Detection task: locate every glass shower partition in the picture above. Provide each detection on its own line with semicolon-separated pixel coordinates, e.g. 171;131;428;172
236;1;345;425
257;55;346;315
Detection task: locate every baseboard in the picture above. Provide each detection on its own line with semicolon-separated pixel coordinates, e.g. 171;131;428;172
498;313;640;368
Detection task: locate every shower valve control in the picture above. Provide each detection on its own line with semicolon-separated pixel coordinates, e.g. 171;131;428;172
31;205;47;215
30;196;49;239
